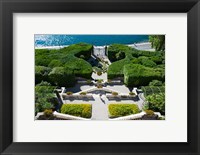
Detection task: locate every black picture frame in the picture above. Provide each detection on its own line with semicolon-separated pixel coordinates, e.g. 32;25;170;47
0;0;200;154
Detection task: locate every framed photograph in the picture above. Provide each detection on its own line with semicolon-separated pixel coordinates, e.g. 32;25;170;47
0;0;200;154
34;34;165;122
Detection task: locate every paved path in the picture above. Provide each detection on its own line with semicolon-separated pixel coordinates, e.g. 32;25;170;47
91;94;109;120
92;72;107;81
128;42;155;51
106;85;131;94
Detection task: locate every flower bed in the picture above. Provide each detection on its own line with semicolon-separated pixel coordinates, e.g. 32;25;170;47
61;104;92;118
108;104;140;118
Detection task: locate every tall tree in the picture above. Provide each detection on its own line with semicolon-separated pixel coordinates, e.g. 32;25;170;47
149;35;165;51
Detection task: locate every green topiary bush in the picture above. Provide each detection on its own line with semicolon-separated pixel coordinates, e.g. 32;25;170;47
107;44;133;62
48;67;76;87
106;43;165;86
44;109;53;117
35;49;54;66
150;56;163;64
145;110;154;115
66;92;73;95
112;92;118;96
80;92;87;95
131;57;140;64
123;64;164;87
138;56;157;68
132;50;164;58
35;43;93;83
61;104;92;118
108;104;140;118
64;57;93;79
97;79;103;83
129;92;135;96
149;80;163;86
48;60;63;68
35;66;51;84
97;71;102;76
96;85;103;88
107;58;131;79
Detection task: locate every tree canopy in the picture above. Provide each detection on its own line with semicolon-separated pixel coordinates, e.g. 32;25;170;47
149;35;165;51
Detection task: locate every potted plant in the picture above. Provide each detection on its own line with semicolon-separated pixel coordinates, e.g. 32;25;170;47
97;71;102;76
66;92;73;95
80;92;87;95
129;92;135;96
112;92;118;96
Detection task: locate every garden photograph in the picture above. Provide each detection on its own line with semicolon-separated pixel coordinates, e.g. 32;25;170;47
35;35;165;120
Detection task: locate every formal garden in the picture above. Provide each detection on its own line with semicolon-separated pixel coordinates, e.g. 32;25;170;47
35;35;165;120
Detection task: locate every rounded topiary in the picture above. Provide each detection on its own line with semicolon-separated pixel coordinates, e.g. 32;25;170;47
97;85;103;89
112;92;118;96
129;92;135;96
97;79;103;84
145;110;154;116
97;71;102;76
44;109;53;117
66;92;73;95
80;92;87;95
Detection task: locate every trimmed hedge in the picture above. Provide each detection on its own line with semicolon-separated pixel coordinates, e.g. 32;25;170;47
107;44;131;62
73;44;93;60
108;104;140;118
64;57;93;79
132;50;164;58
35;66;51;84
107;58;131;79
138;56;156;67
35;43;92;66
35;49;54;66
132;51;164;65
48;67;76;87
149;80;163;86
108;44;134;79
150;56;163;64
48;60;63;68
124;64;164;87
35;43;93;85
61;104;92;118
107;44;165;80
132;56;158;67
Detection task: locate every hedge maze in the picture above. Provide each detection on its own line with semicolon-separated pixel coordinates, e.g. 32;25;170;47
107;44;165;87
35;43;93;87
